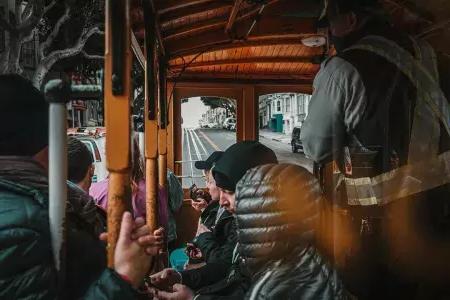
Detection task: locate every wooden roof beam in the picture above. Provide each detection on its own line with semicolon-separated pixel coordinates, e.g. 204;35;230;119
162;4;260;41
169;56;321;69
166;17;316;57
158;1;233;22
163;17;227;41
162;0;278;41
148;0;166;56
225;0;244;36
169;35;317;58
167;72;315;85
157;0;217;15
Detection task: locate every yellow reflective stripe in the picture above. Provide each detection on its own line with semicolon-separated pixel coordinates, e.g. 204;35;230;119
345;150;450;206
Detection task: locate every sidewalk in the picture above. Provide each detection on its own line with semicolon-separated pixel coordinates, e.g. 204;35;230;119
259;129;291;145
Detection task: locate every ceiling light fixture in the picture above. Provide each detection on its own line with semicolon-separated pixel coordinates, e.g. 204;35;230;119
301;36;327;47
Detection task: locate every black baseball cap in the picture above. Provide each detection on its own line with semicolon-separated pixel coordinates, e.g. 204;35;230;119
213;141;278;192
195;151;224;170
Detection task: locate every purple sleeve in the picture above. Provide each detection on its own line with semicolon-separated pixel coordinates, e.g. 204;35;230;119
132;180;147;219
89;179;109;211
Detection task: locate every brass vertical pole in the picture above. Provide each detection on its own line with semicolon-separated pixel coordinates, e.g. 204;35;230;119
104;0;132;267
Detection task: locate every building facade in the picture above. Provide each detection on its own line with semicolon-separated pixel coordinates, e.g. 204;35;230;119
259;93;311;135
201;107;228;128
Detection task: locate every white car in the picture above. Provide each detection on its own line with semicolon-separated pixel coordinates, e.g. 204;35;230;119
77;136;108;183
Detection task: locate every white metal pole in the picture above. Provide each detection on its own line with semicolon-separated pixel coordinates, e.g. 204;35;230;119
45;79;71;293
48;102;67;272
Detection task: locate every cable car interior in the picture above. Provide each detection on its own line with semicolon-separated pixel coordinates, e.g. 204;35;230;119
19;0;449;298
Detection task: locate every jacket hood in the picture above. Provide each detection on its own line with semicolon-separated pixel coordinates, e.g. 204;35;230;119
235;163;323;274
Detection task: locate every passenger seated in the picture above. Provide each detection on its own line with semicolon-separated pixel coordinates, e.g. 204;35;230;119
150;141;278;299
186;151;236;266
0;74;163;299
151;163;349;300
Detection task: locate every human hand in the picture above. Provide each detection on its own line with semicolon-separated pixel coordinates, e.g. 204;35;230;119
154;284;194;300
191;198;208;211
113;212;152;288
186;243;202;259
99;217;165;255
150;268;182;291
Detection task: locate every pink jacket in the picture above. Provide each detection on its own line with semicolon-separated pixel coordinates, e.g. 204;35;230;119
89;179;147;219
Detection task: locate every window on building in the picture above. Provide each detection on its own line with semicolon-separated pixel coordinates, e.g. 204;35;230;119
277;101;281;112
285;98;290;113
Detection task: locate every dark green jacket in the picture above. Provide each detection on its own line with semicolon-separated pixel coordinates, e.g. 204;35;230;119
0;177;138;299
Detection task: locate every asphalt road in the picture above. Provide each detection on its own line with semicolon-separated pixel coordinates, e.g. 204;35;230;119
181;128;313;188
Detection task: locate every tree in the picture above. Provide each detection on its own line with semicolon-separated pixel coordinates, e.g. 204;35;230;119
201;96;236;117
0;0;104;88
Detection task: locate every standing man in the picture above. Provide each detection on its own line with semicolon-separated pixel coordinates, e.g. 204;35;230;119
301;0;450;299
67;136;106;236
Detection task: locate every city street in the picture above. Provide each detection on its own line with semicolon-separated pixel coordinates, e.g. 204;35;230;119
181;128;313;187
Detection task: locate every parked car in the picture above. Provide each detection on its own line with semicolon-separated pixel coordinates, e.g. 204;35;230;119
223;117;236;130
229;123;236;131
291;126;303;153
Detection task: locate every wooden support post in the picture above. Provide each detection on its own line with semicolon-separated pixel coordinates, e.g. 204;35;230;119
241;86;258;141
104;0;132;267
158;55;168;187
158;56;168;264
143;0;159;231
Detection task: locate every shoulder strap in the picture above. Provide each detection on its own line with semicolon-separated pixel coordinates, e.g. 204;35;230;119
346;35;450;138
407;38;441;163
343;36;450;205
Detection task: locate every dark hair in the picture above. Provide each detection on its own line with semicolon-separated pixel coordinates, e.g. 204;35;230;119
0;74;49;156
67;137;93;183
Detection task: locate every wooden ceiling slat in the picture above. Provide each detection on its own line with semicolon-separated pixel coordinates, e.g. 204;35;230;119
168;35;317;58
165;16;316;56
170;56;315;69
159;1;233;22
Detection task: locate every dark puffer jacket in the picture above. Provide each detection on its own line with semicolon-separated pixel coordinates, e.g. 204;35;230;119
234;164;349;300
0;158;137;299
193;209;237;264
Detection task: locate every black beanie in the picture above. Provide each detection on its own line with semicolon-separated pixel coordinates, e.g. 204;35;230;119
0;74;49;156
213;141;278;192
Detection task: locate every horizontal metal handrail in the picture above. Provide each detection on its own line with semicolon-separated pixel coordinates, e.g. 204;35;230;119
175;160;201;163
176;175;205;179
